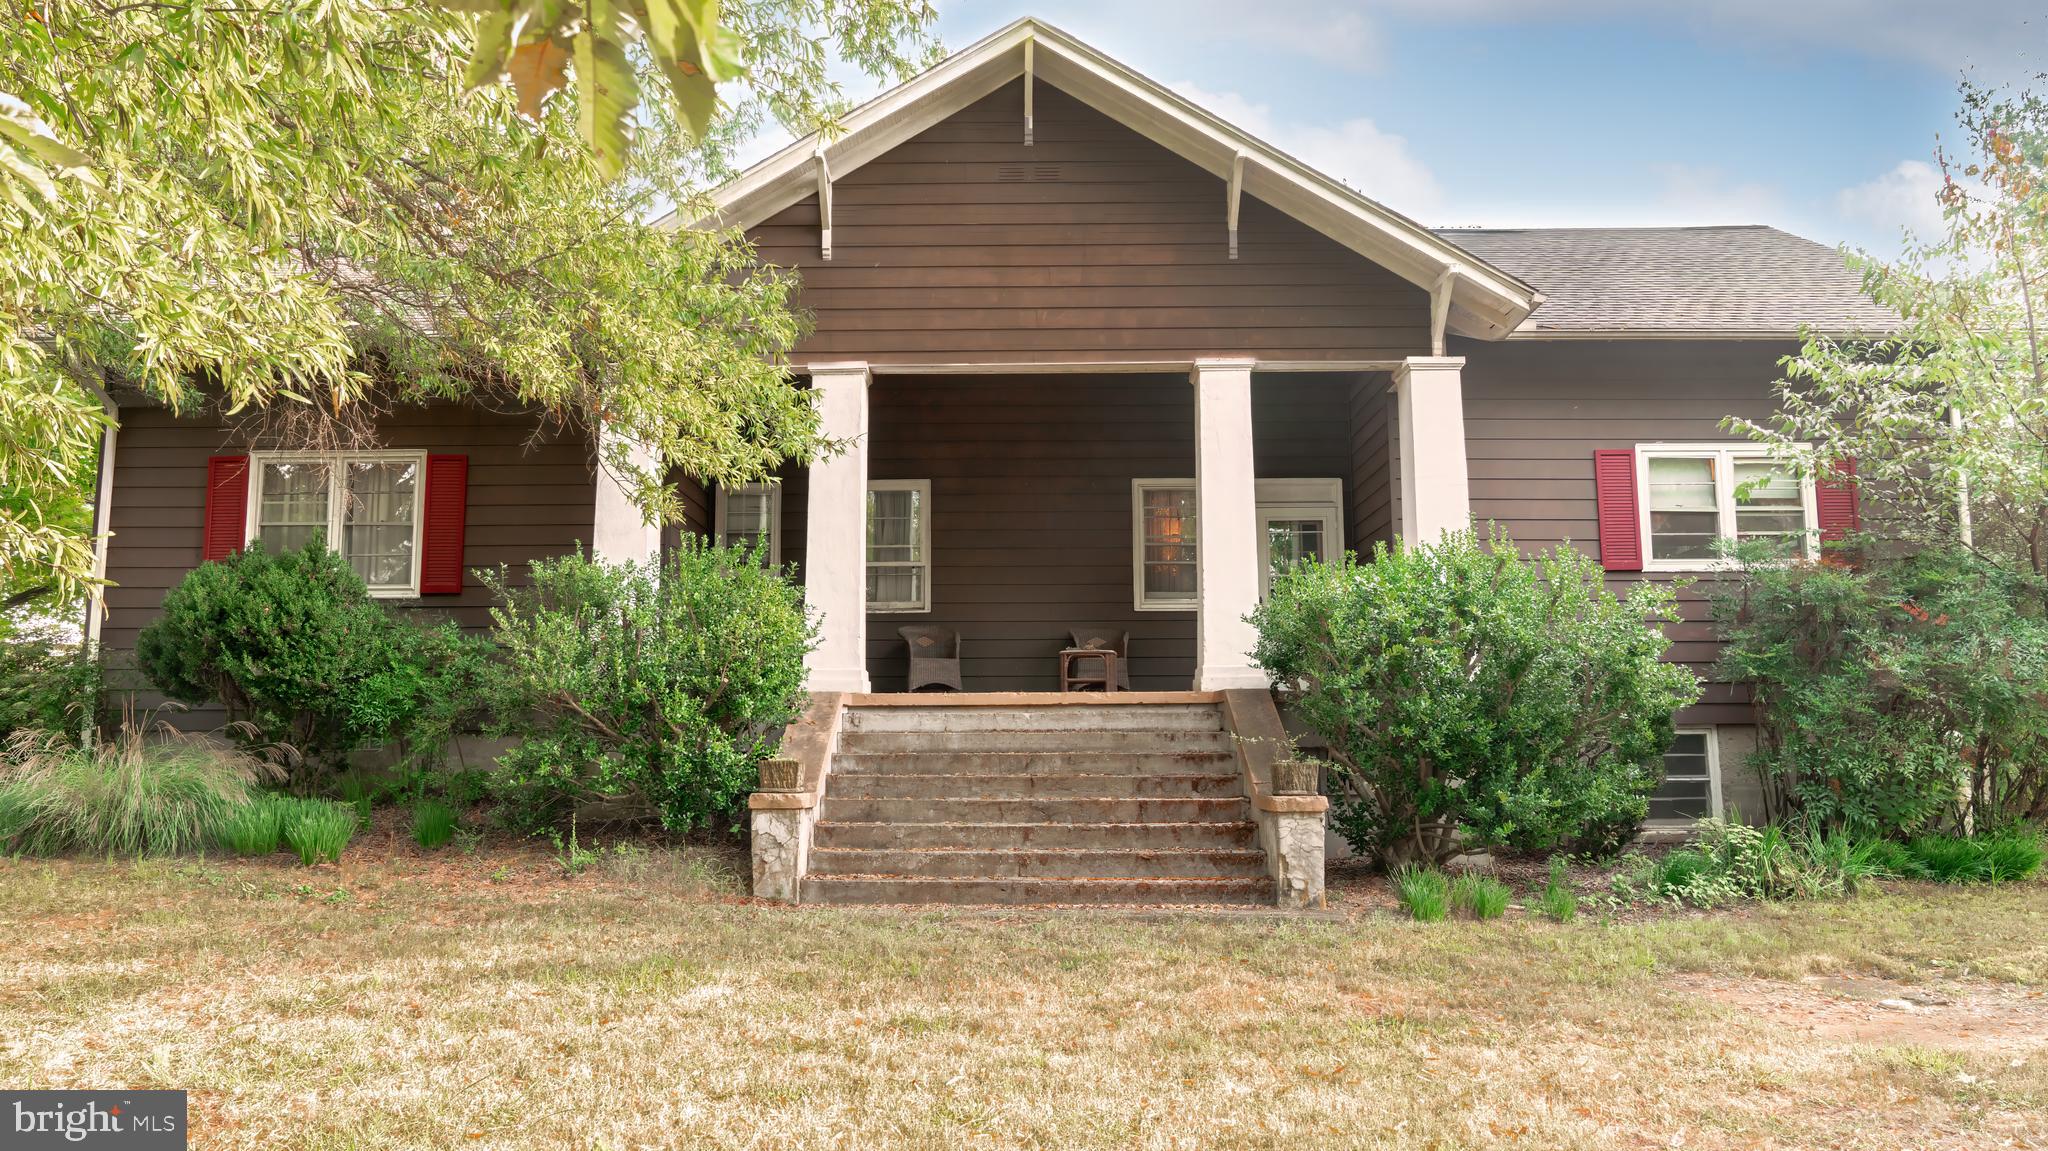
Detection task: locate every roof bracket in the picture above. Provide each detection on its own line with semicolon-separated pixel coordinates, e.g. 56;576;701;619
814;145;833;261
1430;265;1461;356
1022;39;1035;146
1227;150;1245;260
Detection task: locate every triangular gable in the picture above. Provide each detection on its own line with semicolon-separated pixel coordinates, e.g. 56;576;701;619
686;18;1541;342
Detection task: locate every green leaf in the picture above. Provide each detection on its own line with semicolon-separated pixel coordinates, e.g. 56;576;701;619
572;7;638;179
463;11;517;92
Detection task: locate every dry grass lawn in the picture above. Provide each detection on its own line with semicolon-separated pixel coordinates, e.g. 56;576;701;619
3;836;2045;1150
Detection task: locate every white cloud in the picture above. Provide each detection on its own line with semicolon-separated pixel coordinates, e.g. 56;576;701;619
1168;82;1446;221
1645;164;1788;225
1835;160;1947;248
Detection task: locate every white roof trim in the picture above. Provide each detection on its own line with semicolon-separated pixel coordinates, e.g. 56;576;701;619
679;17;1541;341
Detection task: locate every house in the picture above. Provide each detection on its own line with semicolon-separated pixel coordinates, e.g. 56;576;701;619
89;18;1893;905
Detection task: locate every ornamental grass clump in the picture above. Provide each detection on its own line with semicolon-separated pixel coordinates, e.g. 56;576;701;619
219;793;296;856
1450;872;1512;920
411;799;459;849
283;800;357;865
1535;858;1579;923
0;726;276;857
1392;865;1451;922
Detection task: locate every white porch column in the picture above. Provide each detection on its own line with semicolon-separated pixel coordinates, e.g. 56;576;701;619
592;425;663;564
1393;356;1472;544
1191;358;1268;691
803;363;873;693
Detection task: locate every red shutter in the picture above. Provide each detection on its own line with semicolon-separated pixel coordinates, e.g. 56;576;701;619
202;455;250;562
419;454;469;594
1816;456;1860;542
1593;449;1643;572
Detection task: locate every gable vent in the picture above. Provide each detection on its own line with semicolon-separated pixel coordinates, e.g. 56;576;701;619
996;163;1062;183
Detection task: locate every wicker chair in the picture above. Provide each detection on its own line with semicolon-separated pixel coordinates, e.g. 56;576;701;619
1066;626;1132;692
899;625;963;692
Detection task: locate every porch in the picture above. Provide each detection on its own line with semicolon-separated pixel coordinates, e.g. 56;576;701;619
606;359;1473;695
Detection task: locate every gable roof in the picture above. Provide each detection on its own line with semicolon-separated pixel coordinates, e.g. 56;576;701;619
687;17;1543;342
1436;225;1898;338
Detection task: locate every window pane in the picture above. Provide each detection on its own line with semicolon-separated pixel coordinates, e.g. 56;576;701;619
722;486;774;559
867;488;923;562
1647;456;1719;560
866;486;927;608
1142;487;1197;602
1652;732;1713;821
343;461;417;588
257;462;330;555
866;566;923;606
1733;461;1806;551
1266;518;1326;588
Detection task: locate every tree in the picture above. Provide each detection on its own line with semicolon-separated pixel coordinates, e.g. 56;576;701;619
1;0;938;613
1732;81;2048;574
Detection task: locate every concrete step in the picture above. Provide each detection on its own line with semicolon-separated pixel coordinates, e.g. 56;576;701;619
826;772;1243;800
816;796;1250;825
813;820;1258;851
843;704;1224;734
834;750;1237;775
800;875;1270;906
808;846;1268;879
837;729;1237;756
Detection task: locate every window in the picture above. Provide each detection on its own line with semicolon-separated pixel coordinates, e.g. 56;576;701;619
248;453;424;595
867;480;930;613
1133;480;1198;610
1637;444;1817;569
1652;729;1722;823
1256;479;1344;598
715;482;781;565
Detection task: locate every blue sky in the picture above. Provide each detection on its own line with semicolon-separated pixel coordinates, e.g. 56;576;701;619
772;1;2048;255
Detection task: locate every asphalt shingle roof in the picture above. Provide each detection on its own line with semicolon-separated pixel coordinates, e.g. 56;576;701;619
1432;225;1898;336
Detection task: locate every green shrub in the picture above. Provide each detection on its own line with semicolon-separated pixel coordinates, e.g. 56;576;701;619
136;540;438;780
1450;872;1511;920
483;543;815;833
1716;546;2048;836
1252;530;1700;867
1535;858;1579;923
282;799;356;865
0;627;102;741
218;793;294;856
1861;838;1929;880
1392;865;1451;922
0;727;275;856
412;799;458;849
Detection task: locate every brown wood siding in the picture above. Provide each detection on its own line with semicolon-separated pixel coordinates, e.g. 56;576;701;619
843;372;1356;691
748;80;1431;365
101;406;597;707
1455;338;1797;725
857;374;1196;690
1347;377;1396;551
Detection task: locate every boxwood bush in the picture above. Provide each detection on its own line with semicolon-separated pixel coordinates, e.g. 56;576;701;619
136;539;490;784
1252;530;1699;867
483;543;815;833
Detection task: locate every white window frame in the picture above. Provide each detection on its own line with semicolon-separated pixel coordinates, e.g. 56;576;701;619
1132;478;1198;612
245;450;428;598
1255;478;1345;598
1634;443;1819;572
1653;727;1724;825
714;481;782;566
866;479;932;614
